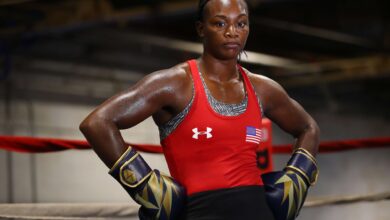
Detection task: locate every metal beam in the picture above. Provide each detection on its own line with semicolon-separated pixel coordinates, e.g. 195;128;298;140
0;0;35;6
0;0;197;36
86;28;301;68
280;55;390;87
12;57;144;85
253;17;375;48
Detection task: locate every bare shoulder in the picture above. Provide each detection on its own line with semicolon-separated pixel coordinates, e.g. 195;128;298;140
143;62;191;90
243;68;286;95
243;67;290;112
107;61;192;110
138;61;193;124
130;62;192;102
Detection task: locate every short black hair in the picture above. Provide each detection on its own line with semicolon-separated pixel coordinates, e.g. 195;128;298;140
197;0;210;22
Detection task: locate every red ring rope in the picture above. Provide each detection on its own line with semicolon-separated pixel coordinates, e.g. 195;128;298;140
0;136;389;154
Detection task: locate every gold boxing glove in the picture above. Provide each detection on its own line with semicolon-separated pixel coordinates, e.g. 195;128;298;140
262;148;318;220
109;146;186;220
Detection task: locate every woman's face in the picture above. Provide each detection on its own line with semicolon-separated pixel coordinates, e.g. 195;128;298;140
198;0;249;60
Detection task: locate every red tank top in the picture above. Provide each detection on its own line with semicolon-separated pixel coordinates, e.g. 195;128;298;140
161;60;264;195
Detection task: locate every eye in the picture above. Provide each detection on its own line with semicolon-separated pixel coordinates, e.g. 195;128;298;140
215;21;226;27
238;21;247;28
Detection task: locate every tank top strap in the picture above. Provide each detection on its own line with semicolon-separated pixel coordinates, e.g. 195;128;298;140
187;59;207;102
237;65;255;97
238;65;262;116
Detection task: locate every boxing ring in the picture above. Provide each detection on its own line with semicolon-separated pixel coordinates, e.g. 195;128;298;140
0;135;389;219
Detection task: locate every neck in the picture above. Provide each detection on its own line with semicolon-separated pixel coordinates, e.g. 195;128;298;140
198;53;239;82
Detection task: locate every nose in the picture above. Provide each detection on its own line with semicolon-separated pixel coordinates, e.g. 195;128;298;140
225;24;238;38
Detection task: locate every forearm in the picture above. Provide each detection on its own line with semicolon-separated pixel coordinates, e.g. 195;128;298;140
80;117;187;220
293;119;320;157
262;119;319;220
80;115;127;168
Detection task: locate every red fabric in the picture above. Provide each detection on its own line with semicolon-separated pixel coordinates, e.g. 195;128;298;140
0;136;389;154
273;137;390;153
257;118;273;173
0;136;163;154
0;136;390;154
161;60;263;195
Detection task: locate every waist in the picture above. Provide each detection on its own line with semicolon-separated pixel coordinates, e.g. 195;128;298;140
169;157;263;195
163;143;263;194
183;173;263;196
180;185;275;220
179;167;263;195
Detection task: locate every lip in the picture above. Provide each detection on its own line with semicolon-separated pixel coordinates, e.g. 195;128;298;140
223;42;241;49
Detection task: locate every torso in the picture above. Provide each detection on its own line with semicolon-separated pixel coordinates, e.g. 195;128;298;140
152;59;265;126
160;59;264;195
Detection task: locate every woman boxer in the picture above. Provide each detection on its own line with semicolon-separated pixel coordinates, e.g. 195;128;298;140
80;0;320;219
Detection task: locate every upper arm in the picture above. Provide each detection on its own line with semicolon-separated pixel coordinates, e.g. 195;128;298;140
79;63;191;167
248;73;316;137
85;65;190;129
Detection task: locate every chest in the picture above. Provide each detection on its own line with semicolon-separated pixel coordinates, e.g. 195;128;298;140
203;78;246;104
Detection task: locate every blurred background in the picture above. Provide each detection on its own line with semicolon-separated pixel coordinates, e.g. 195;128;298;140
0;0;389;219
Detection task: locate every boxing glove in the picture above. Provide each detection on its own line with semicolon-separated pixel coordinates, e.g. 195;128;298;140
109;146;186;220
262;148;318;220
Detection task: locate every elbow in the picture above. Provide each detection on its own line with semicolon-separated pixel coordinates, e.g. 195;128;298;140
79;117;92;134
79;116;94;135
296;119;320;140
307;119;320;152
311;120;320;140
79;112;107;135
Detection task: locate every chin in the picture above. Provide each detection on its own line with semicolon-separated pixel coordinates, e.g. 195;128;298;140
219;54;240;61
214;51;241;61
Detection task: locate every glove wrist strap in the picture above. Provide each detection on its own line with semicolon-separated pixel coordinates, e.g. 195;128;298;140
109;146;153;188
285;147;319;186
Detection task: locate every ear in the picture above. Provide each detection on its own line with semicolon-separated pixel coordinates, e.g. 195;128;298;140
196;21;205;38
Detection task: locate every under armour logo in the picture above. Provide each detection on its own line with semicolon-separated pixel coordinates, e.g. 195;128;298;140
192;127;213;139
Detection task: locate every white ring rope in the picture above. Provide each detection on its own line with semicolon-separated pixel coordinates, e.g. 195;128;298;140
0;192;389;219
304;191;390;207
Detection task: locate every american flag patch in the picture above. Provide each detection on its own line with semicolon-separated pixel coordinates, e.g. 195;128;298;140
246;126;262;144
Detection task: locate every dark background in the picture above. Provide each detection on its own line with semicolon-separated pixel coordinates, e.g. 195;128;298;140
1;0;389;117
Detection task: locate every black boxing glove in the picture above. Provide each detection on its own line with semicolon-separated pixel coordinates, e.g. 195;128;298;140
109;146;186;220
262;148;318;220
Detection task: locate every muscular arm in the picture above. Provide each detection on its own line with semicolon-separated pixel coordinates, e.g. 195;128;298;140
79;64;191;168
249;74;320;156
248;73;320;220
